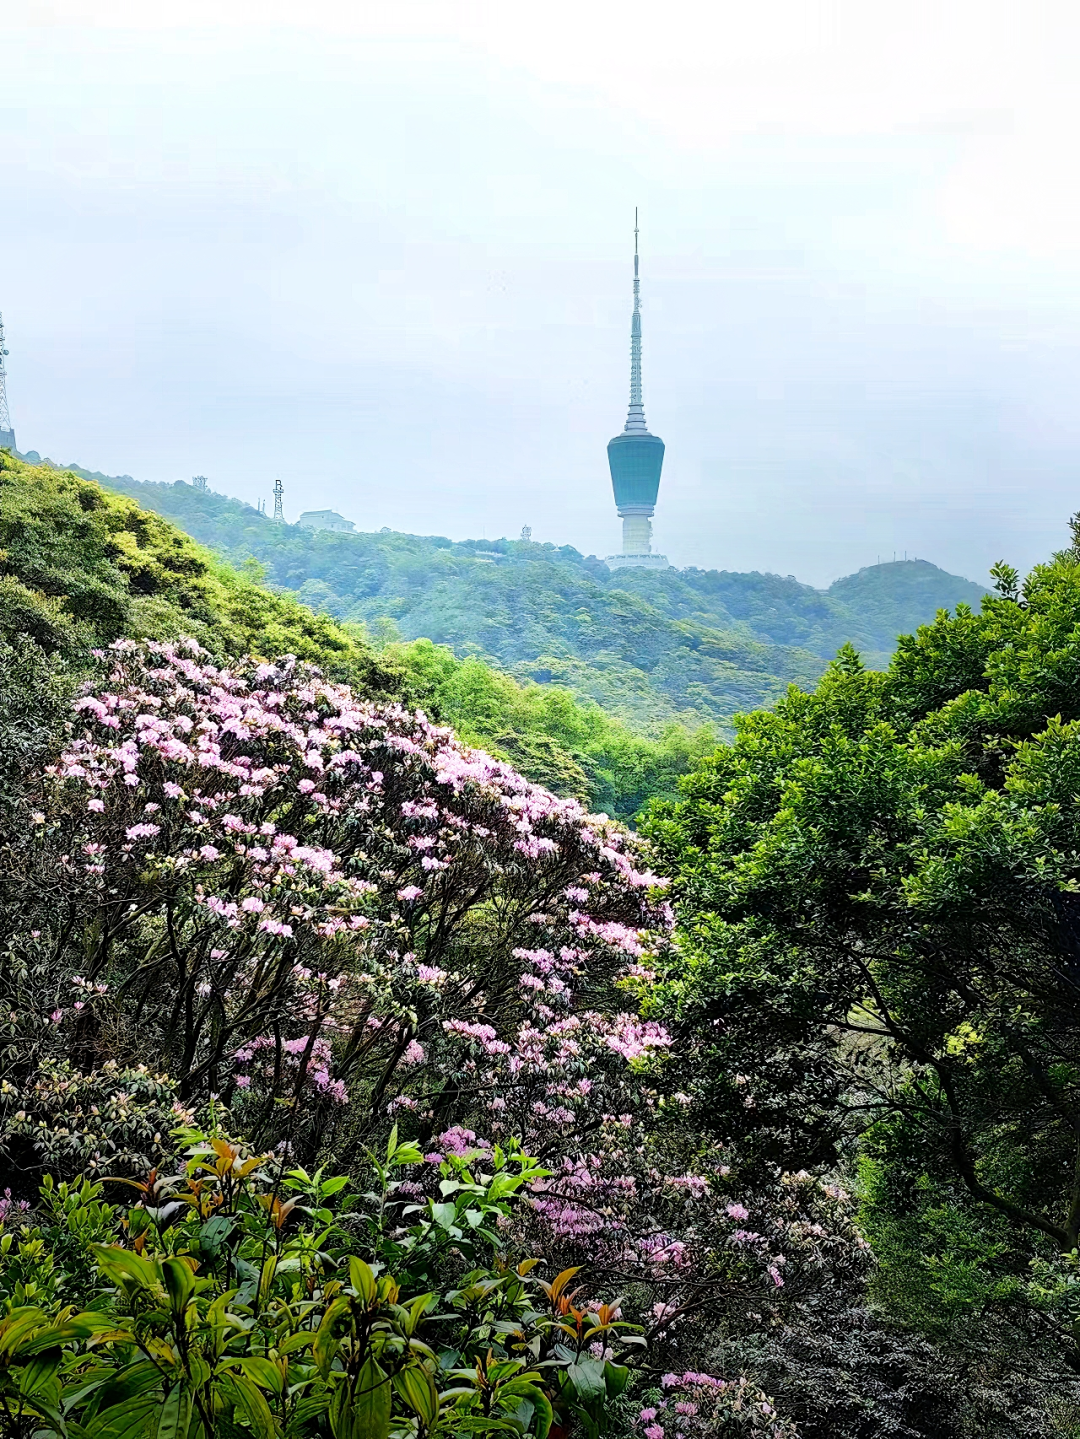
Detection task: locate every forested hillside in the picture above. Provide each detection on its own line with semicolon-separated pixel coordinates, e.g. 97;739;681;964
71;466;986;731
0;456;709;820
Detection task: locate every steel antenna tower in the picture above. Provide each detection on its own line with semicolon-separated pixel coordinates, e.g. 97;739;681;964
0;312;15;451
273;477;284;522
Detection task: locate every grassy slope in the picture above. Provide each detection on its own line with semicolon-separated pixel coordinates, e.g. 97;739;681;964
82;469;987;731
0;455;398;694
0;455;709;819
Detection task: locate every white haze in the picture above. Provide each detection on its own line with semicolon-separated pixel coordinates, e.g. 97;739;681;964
4;1;1080;585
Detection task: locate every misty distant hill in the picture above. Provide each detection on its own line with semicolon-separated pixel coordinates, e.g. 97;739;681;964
65;463;987;732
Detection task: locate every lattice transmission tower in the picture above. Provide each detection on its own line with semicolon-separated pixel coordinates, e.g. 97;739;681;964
273;477;284;521
0;312;15;451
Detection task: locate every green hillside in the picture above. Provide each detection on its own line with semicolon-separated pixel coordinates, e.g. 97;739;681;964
0;456;398;693
0;454;710;820
76;465;988;731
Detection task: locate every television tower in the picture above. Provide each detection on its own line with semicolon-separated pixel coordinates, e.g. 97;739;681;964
0;313;15;452
273;477;284;522
605;211;667;570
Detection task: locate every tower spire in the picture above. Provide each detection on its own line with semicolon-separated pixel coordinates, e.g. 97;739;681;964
624;205;647;434
0;312;15;452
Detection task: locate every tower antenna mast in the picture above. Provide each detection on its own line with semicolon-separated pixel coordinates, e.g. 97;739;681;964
273;476;284;522
627;206;644;429
0;312;15;452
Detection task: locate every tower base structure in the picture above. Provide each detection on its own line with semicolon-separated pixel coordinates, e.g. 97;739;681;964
606;552;670;570
606;505;668;569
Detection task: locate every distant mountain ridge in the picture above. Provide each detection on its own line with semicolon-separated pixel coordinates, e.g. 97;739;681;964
44;459;988;732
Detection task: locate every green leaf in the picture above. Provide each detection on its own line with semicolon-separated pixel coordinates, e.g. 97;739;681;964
347;1255;377;1304
198;1215;235;1256
321;1174;350;1196
603;1363;630;1399
430;1203;458;1231
11;1389;69;1436
330;1357;391;1439
82;1396;161;1439
257;1256;278;1306
389;1141;424;1167
19;1350;62;1396
531;1389;554;1439
0;1308;51;1356
402;1292;435;1335
564;1359;607;1401
160;1258;197;1313
441;1420;524;1435
234;1356;284;1395
393;1365;439;1426
155;1384;191;1439
91;1246;160;1295
83;1362;165;1421
222;1373;275;1439
313;1297;349;1378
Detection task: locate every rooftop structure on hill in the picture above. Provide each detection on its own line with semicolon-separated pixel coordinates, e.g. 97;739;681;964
297;509;356;533
0;313;16;453
606;213;668;572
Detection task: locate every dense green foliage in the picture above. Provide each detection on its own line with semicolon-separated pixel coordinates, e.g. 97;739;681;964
0;1130;638;1439
78;468;985;732
643;537;1080;1424
387;638;716;819
0;455;397;694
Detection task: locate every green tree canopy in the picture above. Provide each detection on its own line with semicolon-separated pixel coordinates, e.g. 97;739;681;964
644;541;1080;1362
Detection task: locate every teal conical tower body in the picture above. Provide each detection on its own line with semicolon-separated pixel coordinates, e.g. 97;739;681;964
606;213;667;569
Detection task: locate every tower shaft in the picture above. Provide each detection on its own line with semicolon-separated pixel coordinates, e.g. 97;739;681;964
625;208;646;433
273;477;284;522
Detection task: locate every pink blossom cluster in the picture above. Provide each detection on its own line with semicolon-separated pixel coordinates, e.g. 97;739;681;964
232;1035;349;1104
633;1373;799;1439
0;1189;30;1223
49;639;671;1125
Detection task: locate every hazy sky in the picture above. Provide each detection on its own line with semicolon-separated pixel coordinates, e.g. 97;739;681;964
5;1;1080;586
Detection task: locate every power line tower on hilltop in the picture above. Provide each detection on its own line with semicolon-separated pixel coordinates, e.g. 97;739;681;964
273;477;284;522
0;312;16;452
191;475;208;492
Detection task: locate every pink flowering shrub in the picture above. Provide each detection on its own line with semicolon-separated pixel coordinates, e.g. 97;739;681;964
40;639;670;1156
